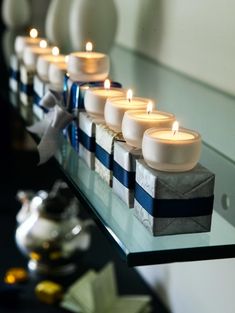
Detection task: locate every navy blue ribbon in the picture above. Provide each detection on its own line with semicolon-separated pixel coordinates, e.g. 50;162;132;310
67;121;79;153
135;183;214;218
80;81;122;89
78;128;95;152
63;77;122;112
113;161;135;189
63;74;70;106
69;82;84;112
71;121;79;153
33;92;41;106
20;83;34;96
9;68;20;81
33;93;48;113
95;144;113;170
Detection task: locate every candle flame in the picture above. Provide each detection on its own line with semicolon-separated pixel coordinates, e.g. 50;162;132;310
86;41;93;52
39;40;47;48
65;55;69;63
147;101;153;114
30;28;38;39
127;89;133;102
172;121;179;136
52;46;59;56
104;79;111;89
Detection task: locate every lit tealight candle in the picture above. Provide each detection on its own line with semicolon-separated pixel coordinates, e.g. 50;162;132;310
142;121;201;172
36;46;66;81
23;40;53;71
30;28;38;38
67;42;110;82
15;28;44;59
122;102;175;148
84;79;126;117
104;90;152;132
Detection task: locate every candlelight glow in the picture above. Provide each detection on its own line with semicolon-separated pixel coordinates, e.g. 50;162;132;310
172;121;179;136
39;40;47;48
52;46;60;56
147;101;153;114
86;41;93;52
65;55;69;63
30;28;38;39
104;79;111;89
127;89;133;102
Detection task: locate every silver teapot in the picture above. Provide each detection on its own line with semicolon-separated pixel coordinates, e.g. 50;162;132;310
15;181;93;276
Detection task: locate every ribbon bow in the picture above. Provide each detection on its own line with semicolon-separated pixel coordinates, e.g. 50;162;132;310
27;90;73;165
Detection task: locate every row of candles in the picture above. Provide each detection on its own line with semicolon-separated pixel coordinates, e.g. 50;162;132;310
15;28;201;173
84;81;201;172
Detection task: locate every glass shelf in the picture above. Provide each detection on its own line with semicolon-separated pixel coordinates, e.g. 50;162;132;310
54;137;235;266
4;44;235;267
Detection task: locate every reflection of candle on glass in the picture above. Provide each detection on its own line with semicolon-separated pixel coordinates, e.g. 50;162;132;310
122;103;175;148
84;79;125;117
142;121;201;172
15;28;44;59
23;40;53;71
104;90;151;132
67;42;110;82
37;46;66;81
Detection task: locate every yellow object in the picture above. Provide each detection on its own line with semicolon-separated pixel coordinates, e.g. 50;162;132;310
35;280;63;304
30;251;41;261
4;267;28;284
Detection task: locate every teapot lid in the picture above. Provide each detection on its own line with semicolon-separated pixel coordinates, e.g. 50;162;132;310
39;181;77;218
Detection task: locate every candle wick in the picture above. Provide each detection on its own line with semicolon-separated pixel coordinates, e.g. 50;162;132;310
173;130;176;136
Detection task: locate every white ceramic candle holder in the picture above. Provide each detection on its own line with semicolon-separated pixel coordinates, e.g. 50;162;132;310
23;45;53;71
104;97;151;132
84;87;126;118
67;52;109;82
142;127;201;172
37;54;65;81
15;36;43;59
122;110;175;148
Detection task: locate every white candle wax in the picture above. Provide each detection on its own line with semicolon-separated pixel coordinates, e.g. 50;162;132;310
48;62;67;90
37;54;65;81
67;51;109;82
104;97;151;132
152;130;194;140
122;110;175;148
84;87;126;117
23;45;53;71
142;127;201;172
